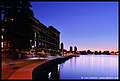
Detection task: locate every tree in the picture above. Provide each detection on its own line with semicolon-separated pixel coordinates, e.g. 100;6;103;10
87;50;91;54
98;51;102;55
94;51;98;55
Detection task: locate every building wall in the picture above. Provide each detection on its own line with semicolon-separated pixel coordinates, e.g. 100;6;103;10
1;1;35;61
31;17;60;55
1;0;60;60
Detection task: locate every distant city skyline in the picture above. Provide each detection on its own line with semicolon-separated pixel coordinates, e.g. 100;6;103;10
30;1;118;52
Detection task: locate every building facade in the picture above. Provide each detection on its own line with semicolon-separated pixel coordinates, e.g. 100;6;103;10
70;46;73;52
31;17;60;55
1;0;35;60
1;0;60;61
74;46;77;52
60;42;64;51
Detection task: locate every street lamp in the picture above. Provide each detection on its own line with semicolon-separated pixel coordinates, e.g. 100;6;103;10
32;45;34;49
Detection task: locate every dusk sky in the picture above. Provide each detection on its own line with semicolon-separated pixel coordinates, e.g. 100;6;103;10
30;2;118;52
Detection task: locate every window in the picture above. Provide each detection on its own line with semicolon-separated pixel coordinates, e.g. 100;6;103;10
1;13;4;20
1;35;3;39
10;18;14;22
34;41;36;47
17;9;21;13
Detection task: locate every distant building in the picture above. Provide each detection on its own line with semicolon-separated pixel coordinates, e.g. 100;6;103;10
98;51;102;54
74;46;77;52
61;42;64;52
31;22;60;56
70;46;73;52
80;51;87;55
103;51;110;55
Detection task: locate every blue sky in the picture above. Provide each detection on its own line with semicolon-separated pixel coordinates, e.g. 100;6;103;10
30;2;118;52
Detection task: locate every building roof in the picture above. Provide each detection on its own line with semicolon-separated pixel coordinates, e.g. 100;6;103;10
48;26;60;33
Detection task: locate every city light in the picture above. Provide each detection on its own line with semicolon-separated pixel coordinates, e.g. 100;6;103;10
1;28;5;32
4;17;7;22
1;35;3;39
10;18;14;22
32;45;34;48
1;42;3;48
1;1;118;80
30;40;32;43
35;32;36;39
34;41;36;47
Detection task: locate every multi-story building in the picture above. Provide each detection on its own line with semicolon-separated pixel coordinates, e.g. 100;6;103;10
1;0;35;60
31;17;60;55
1;0;60;60
60;42;64;51
74;46;77;53
70;46;73;52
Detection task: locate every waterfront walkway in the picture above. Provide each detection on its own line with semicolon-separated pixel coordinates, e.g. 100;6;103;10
1;56;64;80
8;59;48;80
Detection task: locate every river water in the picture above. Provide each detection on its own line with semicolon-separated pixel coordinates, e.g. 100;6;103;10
58;55;118;80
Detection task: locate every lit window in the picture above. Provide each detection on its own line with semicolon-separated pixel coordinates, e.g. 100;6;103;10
1;13;4;20
35;32;36;38
4;17;7;22
32;45;34;48
1;42;3;48
34;41;36;47
39;42;41;45
10;18;14;22
1;35;3;39
30;40;32;43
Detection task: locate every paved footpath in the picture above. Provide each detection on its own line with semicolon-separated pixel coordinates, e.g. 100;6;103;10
7;56;62;80
8;60;49;80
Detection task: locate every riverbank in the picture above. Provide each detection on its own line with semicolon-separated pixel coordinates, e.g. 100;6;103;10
32;55;74;80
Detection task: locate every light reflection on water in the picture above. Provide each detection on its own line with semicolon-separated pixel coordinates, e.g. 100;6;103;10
59;55;118;80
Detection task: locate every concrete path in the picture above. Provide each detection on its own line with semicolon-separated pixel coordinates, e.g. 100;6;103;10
8;60;48;80
8;56;63;80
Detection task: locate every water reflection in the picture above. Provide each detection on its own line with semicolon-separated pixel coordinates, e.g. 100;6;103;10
59;55;118;80
48;65;59;80
34;55;118;80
